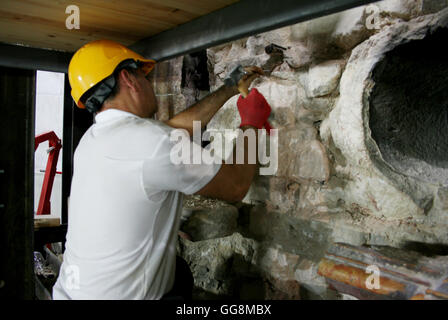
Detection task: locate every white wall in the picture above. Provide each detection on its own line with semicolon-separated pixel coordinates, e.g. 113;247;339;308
34;71;65;219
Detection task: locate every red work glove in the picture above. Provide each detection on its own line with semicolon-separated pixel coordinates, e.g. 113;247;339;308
237;88;273;133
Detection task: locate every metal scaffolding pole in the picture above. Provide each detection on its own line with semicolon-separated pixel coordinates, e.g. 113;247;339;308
130;0;380;62
0;42;72;73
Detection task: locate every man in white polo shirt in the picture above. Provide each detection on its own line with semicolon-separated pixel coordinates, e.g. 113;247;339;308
52;40;271;300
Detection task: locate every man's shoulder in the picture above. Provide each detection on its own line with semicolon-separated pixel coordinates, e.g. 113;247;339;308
125;118;174;142
78;117;176;160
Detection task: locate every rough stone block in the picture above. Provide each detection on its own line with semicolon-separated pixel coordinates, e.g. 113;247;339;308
269;62;299;81
246;34;268;56
260;25;292;49
437;187;448;211
266;177;300;213
288;1;436;54
294;258;328;289
256;81;300;109
292;140;331;183
421;0;448;14
177;233;259;297
289;6;370;55
258;247;301;280
290;12;340;41
296;106;325;125
376;0;424;20
307;60;343;97
181;205;239;241
264;276;301;300
276;128;300;178
304;96;337;113
297;183;327;211
284;42;313;69
172;93;187;116
331;6;371;51
242;175;270;205
276;126;320;179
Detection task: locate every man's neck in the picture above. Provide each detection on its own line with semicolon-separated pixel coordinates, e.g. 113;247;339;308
99;102;148;118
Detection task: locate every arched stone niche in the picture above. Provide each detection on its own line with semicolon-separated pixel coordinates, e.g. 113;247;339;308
325;8;448;220
369;27;448;186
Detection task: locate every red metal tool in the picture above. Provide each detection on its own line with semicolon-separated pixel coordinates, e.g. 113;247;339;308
34;131;62;215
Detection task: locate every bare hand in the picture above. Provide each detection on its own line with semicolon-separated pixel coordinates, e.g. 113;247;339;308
237;66;264;98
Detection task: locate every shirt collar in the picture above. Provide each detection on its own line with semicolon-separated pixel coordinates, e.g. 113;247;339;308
94;109;140;123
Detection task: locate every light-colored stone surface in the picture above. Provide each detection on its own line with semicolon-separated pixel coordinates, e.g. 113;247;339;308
258;247;300;280
304;96;337;113
290;11;340;41
421;0;448;14
168;1;448;300
307;60;344;97
293;140;330;183
284;42;312;69
266;177;300;213
149;56;185;119
276;128;307;178
331;6;371;50
377;0;425;20
290;5;372;54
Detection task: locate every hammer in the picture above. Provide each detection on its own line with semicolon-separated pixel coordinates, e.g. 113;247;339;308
224;64;251;98
223;42;287;94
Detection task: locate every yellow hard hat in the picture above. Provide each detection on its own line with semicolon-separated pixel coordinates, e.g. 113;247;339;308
68;39;156;109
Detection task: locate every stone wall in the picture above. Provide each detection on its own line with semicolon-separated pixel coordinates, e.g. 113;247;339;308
153;0;448;299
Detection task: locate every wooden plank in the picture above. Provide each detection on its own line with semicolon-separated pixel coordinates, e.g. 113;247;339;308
2;0;196;25
0;9;179;52
59;1;185;30
0;20;137;52
34;218;61;229
0;0;240;52
1;0;221;36
76;0;198;25
144;0;240;15
0;13;145;40
0;1;176;35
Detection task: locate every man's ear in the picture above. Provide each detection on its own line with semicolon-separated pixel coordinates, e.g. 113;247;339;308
118;69;138;92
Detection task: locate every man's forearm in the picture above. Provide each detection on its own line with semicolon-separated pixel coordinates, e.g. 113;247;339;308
164;85;238;136
230;125;259;201
195;125;259;203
